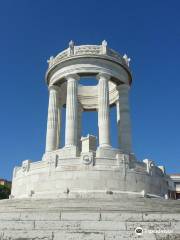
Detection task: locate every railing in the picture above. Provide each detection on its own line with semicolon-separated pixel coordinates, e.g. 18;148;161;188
47;45;128;70
75;45;101;55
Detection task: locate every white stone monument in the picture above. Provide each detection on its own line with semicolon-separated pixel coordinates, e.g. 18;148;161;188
11;41;168;199
1;41;180;240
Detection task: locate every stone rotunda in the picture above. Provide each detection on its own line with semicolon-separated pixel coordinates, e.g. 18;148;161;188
11;41;168;199
1;41;180;240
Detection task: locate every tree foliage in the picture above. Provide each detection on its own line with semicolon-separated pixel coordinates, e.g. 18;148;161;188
0;185;11;199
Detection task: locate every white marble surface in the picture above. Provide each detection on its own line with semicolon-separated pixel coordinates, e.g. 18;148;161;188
12;42;168;201
0;197;180;239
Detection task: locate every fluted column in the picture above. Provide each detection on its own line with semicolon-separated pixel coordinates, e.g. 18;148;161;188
117;84;132;153
65;74;79;147
57;104;62;148
116;99;121;149
97;73;111;147
45;85;61;152
77;103;83;151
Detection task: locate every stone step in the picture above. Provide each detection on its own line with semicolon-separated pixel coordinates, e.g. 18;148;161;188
0;198;180;213
0;198;180;239
0;221;179;239
1;211;180;222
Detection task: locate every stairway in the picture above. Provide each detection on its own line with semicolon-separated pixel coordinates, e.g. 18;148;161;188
0;197;180;240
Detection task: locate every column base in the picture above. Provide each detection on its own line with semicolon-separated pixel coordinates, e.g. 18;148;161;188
96;146;122;158
62;145;79;158
99;143;111;148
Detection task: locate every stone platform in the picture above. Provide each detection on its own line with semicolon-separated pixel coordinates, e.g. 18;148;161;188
0;197;180;240
12;152;168;199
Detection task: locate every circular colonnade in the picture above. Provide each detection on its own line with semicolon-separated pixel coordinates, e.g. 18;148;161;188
45;40;132;154
11;41;168;199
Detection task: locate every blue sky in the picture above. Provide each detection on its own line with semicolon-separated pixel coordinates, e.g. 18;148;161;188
0;0;180;180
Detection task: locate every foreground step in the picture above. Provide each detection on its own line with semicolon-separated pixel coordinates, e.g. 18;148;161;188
0;198;180;240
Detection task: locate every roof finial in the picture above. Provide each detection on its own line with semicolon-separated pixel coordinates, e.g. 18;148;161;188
123;54;131;67
102;40;107;46
102;40;107;54
69;40;74;48
68;40;75;56
47;56;54;67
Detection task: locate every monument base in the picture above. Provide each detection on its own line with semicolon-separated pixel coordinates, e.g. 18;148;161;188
0;197;180;240
11;151;168;199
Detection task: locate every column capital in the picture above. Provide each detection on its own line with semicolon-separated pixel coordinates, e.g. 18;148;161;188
48;85;61;92
78;102;84;112
65;74;80;81
96;73;111;81
48;85;62;104
115;98;119;106
117;84;130;92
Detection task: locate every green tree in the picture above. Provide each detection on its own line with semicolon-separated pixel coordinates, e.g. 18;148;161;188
0;185;11;199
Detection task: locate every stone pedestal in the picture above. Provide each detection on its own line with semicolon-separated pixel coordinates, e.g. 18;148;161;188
81;135;97;153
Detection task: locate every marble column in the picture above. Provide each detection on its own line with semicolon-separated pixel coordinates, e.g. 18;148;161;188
77;103;83;151
57;104;62;148
45;85;61;152
97;73;111;147
117;84;132;153
65;74;79;147
116;99;121;149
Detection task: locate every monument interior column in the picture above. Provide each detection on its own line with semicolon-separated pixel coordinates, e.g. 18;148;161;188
117;84;132;153
116;99;121;149
77;102;83;152
57;103;62;148
65;74;79;147
97;73;111;147
45;85;61;152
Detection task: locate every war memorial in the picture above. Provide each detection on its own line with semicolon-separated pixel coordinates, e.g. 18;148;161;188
0;41;180;239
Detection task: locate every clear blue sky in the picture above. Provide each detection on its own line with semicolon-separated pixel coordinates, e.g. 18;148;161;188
0;0;180;180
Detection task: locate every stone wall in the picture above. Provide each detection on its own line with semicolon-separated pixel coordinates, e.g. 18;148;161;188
11;153;168;199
